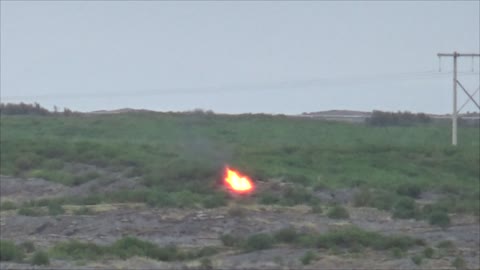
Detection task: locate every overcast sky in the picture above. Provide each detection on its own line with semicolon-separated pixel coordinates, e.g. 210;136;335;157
1;1;479;114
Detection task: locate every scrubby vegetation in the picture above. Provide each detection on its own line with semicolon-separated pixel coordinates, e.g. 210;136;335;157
31;251;50;265
300;250;316;265
0;240;25;262
220;226;423;253
0;108;478;215
327;205;350;219
50;236;219;262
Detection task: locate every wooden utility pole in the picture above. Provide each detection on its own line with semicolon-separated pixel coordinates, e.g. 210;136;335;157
437;52;480;146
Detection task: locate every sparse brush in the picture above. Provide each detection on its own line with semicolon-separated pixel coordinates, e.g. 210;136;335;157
31;251;49;266
327;205;349;219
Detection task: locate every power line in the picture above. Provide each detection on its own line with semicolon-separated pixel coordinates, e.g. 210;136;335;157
2;70;478;100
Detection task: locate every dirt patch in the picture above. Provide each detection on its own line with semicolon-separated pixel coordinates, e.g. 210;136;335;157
0;176;68;203
0;169;144;203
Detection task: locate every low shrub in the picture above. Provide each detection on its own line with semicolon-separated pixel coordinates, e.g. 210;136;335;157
315;226;419;251
300;250;316;265
423;247;434;258
31;251;50;265
48;202;65;216
202;193;227;209
51;240;104;260
392;197;418;219
452;256;466;269
19;241;35;253
428;211;450;228
411;254;423;265
50;237;205;262
111;237;180;261
281;186;315;206
259;192;281;205
396;182;423;198
199;257;213;270
274;227;298;244
17;207;45;216
0;240;24;262
391;247;405;258
0;201;17;211
194;246;219;258
327;205;349;219
244;233;274;251
437;240;455;249
353;189;396;211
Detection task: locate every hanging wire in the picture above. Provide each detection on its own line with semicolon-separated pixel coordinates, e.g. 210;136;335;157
438;56;442;72
472;56;474;72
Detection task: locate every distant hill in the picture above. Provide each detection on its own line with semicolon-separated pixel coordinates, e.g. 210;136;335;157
88;108;157;114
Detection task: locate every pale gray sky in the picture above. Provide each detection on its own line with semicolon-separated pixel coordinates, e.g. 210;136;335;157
1;1;479;114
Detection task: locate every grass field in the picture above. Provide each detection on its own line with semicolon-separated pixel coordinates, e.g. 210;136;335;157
1;112;479;214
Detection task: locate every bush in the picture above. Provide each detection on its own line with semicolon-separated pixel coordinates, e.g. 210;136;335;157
411;254;423;265
300;250;316;265
51;237;192;262
51;240;105;260
0;201;17;211
0;240;24;262
392;197;418;219
259;192;281;205
244;233;274;251
281;186;314;206
327;205;349;219
452;256;466;269
437;240;455;249
198;257;213;269
391;247;405;258
202;193;227;209
195;247;219;258
274;227;298;244
315;226;420;251
48;202;65;216
110;236;173;260
31;251;50;265
17;207;45;216
353;189;396;211
396;183;423;198
428;211;450;228
19;241;35;253
353;188;372;207
423;247;434;258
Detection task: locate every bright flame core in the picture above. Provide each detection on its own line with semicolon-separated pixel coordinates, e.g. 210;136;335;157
224;167;254;193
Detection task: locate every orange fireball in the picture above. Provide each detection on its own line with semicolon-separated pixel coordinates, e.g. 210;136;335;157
224;167;254;193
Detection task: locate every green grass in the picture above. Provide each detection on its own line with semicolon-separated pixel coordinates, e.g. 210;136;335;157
1;113;478;212
220;226;423;253
49;236;219;262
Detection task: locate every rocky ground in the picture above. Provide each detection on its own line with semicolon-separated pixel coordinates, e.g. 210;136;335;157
1;175;479;269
